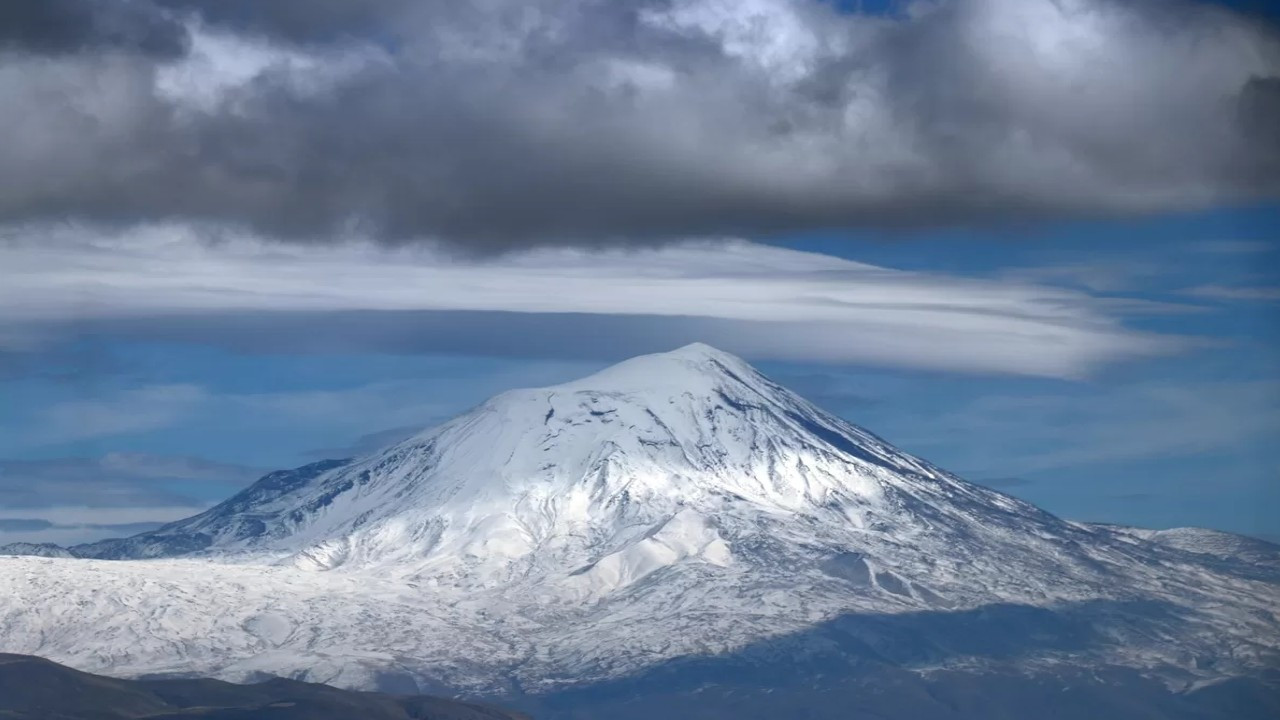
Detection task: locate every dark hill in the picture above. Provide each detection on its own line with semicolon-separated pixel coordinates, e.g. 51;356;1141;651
0;654;528;720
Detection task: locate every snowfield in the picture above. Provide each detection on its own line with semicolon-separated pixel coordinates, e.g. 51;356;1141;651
1;344;1277;698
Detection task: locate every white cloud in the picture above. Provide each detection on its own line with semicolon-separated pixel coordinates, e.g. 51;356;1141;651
95;451;258;480
228;382;458;434
10;379;457;449
0;225;1187;378
1000;261;1175;294
25;384;206;445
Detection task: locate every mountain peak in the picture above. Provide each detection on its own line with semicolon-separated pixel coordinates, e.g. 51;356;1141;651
548;342;761;398
665;341;739;361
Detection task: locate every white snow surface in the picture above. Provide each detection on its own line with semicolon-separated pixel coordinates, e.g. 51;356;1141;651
1;344;1277;693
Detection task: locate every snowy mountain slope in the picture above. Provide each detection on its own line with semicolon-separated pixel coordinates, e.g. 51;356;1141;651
0;344;1277;709
73;459;354;560
1082;522;1280;567
1074;522;1280;584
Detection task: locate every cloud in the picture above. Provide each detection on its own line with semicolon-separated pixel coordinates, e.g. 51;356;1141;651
0;508;190;547
23;384;207;445
304;425;422;460
1184;284;1280;301
0;338;133;383
0;518;54;532
8;376;464;452
154;0;414;47
94;451;263;481
0;454;263;509
0;451;280;544
1109;492;1155;502
761;372;882;411
0;0;1276;250
0;0;189;58
1184;239;1276;255
975;477;1035;489
1000;262;1177;294
229;383;459;435
0;522;167;547
0;228;1189;378
887;379;1280;475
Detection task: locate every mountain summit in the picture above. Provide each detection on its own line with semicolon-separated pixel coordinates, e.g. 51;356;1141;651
3;345;1278;716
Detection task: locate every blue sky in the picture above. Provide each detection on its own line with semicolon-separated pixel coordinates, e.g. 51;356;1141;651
0;0;1277;546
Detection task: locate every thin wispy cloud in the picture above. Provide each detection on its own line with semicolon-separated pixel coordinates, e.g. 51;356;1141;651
1185;284;1280;301
25;384;207;445
303;426;424;461
1184;239;1276;255
0;506;211;547
1000;262;1175;294
9;377;461;450
0;452;261;544
888;379;1280;475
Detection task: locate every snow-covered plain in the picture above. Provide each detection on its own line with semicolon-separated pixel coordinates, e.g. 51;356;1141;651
1;344;1277;697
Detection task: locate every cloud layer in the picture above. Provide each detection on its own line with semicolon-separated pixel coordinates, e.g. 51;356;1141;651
0;452;262;509
0;226;1187;378
0;451;264;544
1;0;1277;250
890;379;1280;475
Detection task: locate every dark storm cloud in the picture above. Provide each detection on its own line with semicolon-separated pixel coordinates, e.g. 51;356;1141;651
1;0;1278;251
0;0;189;58
1239;75;1280;175
154;0;414;46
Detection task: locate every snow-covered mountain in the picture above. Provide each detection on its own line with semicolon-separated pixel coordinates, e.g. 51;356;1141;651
1;344;1277;717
